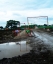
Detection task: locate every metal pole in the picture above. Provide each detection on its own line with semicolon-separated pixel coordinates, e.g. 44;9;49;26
27;17;29;28
27;16;49;27
47;16;49;26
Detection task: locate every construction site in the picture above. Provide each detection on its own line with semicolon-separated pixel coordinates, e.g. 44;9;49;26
0;16;53;64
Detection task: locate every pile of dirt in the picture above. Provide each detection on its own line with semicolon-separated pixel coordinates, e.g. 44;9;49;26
14;30;28;39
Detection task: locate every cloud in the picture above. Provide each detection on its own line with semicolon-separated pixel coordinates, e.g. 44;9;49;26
0;0;52;11
0;0;53;26
10;8;53;18
0;8;53;25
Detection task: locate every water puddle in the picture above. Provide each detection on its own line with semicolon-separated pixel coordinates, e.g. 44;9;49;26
0;41;31;60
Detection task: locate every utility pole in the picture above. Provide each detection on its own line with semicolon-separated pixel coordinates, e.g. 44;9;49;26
47;16;49;26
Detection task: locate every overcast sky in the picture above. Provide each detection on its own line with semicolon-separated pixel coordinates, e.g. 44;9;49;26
0;0;53;27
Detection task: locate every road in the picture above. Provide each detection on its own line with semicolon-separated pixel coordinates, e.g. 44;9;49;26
34;30;53;52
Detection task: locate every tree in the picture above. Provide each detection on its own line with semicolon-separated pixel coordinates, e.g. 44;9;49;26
44;24;47;26
5;20;20;29
0;26;3;30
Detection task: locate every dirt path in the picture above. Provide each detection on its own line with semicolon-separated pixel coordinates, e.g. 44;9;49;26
33;30;53;52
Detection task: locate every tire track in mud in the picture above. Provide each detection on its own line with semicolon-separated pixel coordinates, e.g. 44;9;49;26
27;30;53;55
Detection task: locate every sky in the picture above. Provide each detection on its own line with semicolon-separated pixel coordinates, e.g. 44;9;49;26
0;0;53;27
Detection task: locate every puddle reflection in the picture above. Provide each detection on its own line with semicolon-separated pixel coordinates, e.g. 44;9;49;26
0;41;31;60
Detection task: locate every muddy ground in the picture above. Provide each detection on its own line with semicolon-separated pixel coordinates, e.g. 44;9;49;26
0;30;53;64
0;49;53;64
0;37;53;64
